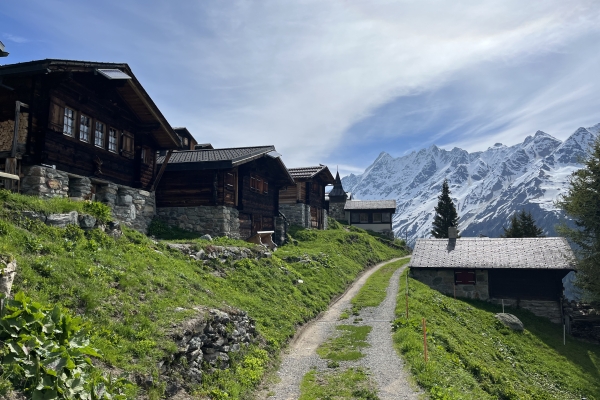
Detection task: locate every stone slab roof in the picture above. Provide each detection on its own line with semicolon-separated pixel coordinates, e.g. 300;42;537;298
288;165;334;183
157;146;274;165
409;237;576;270
344;200;396;210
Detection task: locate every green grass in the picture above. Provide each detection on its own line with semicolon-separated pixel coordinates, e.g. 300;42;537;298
317;325;372;362
299;367;379;400
351;258;409;312
0;192;406;398
393;269;600;400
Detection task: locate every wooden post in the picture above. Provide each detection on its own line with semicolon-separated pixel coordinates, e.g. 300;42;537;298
453;282;456;299
405;272;409;319
563;323;566;346
422;318;428;362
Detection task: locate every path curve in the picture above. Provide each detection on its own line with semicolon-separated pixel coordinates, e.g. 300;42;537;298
263;256;420;400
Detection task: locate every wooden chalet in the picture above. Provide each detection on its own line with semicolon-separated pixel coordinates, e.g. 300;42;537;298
279;165;334;229
172;127;198;150
0;59;182;231
345;200;396;235
155;146;295;240
409;237;576;323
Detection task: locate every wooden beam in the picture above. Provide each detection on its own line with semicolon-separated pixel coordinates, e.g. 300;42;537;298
11;101;28;158
149;149;172;192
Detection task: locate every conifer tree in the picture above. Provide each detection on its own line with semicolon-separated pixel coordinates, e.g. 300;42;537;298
431;179;460;238
557;135;600;299
501;210;544;238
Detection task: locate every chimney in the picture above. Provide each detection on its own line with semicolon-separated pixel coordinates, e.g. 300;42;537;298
448;227;458;239
447;226;457;252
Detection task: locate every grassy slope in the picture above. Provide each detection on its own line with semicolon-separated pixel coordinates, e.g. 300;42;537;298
0;192;405;398
394;270;600;400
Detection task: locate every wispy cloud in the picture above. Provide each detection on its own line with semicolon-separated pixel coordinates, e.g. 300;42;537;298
3;0;600;171
4;34;29;44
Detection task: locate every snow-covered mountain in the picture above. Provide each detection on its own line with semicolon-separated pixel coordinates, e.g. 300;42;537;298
342;123;600;244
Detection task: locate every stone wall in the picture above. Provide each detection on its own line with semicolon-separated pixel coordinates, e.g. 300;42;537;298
410;268;489;300
328;200;346;222
491;298;562;324
274;215;287;245
20;165;155;233
279;203;310;228
156;206;240;239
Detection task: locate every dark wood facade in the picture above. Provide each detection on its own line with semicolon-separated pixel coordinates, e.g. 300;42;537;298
156;148;294;238
0;60;181;191
281;166;334;229
488;269;567;301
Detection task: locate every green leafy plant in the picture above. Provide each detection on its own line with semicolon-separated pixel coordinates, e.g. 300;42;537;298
82;201;112;225
0;292;132;399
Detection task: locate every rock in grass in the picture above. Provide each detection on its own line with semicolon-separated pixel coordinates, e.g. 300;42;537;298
495;313;524;331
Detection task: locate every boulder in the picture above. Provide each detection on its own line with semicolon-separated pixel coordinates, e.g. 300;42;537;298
46;211;78;228
20;210;46;223
78;213;97;229
0;257;17;298
200;234;212;241
495;313;524;331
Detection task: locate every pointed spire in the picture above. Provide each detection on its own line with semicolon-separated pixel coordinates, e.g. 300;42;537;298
329;171;347;199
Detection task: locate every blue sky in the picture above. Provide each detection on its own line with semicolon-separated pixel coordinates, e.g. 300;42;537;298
2;1;600;176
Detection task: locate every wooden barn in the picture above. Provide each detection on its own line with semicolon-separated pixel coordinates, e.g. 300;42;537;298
279;165;334;229
0;59;183;231
409;237;576;323
155;146;294;240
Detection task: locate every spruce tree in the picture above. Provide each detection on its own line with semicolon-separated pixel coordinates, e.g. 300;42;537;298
431;179;460;238
501;210;544;238
557;135;600;299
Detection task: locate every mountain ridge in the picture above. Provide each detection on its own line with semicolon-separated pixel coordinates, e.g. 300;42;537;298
341;123;600;243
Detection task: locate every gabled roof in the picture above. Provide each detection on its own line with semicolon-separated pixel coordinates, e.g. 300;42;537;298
409;237;576;270
157;145;295;185
0;59;180;149
288;165;334;183
344;200;396;211
158;146;275;166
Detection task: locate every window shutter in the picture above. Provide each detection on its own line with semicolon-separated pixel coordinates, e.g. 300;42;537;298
48;101;63;131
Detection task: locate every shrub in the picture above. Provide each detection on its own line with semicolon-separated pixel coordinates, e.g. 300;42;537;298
0;292;133;399
82;201;112;224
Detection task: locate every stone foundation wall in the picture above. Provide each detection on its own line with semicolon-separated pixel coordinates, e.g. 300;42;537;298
279;203;310;228
490;298;562;324
20;165;155;233
410;268;489;300
328;200;346;222
323;209;328;230
156;206;240;239
274;216;287;245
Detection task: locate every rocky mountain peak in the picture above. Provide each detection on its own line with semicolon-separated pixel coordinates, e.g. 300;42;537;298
341;123;599;243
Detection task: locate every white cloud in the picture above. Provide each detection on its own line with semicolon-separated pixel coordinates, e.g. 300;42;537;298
6;0;600;169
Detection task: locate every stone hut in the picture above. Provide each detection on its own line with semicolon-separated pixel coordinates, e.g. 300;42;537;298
409;236;576;323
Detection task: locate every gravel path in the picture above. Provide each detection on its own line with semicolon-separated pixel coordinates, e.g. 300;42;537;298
263;257;421;400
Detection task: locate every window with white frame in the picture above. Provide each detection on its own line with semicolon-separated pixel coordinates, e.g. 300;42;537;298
108;128;118;152
79;115;91;142
94;121;105;147
63;107;75;137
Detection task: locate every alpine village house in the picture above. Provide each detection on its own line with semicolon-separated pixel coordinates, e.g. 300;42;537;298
155;145;294;242
279;165;334;230
0;59;185;231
